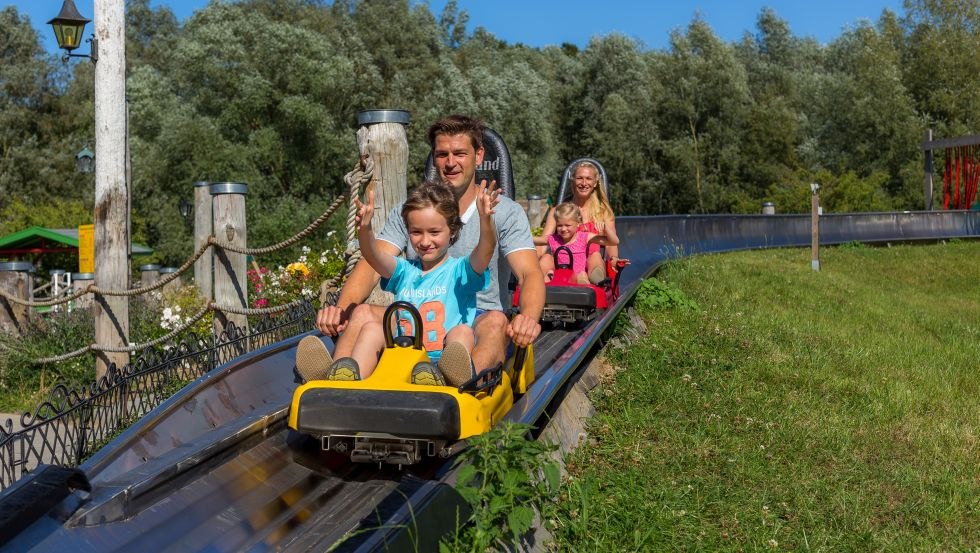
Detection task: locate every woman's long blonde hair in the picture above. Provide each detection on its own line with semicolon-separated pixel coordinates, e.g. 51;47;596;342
572;160;613;232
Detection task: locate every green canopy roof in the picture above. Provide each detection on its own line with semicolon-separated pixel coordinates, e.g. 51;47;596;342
0;226;153;257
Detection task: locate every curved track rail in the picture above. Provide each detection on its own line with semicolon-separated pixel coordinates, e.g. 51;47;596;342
3;211;977;552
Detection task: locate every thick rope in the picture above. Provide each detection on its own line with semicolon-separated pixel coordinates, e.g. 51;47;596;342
0;197;345;307
212;298;307;316
33;297;309;362
209;196;346;255
90;302;213;354
343;158;373;278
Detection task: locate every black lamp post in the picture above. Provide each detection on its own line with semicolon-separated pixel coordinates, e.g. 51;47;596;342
48;0;97;63
178;198;193;226
75;146;95;173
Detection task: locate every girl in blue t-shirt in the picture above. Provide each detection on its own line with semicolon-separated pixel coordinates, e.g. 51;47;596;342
321;179;499;385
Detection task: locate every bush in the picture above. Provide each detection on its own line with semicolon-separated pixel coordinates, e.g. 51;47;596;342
443;422;560;552
0;309;95;412
634;276;699;312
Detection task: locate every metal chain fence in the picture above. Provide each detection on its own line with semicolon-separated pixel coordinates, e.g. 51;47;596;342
0;300;315;490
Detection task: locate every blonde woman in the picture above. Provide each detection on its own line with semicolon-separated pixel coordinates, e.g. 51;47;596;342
541;160;623;264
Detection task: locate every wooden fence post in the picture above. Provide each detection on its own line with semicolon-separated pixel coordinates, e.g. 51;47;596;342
159;267;181;294
211;182;248;337
71;272;94;311
526;194;548;228
810;183;821;272
923;129;934;211
193;181;213;301
356;109;409;306
0;262;34;335
139;264;160;288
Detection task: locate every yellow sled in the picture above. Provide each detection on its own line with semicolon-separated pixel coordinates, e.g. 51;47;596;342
288;302;534;465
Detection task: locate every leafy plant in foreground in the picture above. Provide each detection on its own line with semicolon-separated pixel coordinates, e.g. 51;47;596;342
443;422;560;552
634;276;699;312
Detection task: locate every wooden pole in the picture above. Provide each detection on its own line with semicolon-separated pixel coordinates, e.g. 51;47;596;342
0;262;33;335
193;181;213;301
71;272;94;311
356;110;409;306
211;182;248;337
526;195;548;227
810;185;821;272
924;129;934;211
93;0;129;378
159;267;181;293
139;264;160;287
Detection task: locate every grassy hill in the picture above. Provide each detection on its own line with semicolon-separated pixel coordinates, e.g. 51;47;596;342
551;240;979;551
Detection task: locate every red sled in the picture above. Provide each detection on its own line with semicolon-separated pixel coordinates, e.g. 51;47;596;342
514;245;627;326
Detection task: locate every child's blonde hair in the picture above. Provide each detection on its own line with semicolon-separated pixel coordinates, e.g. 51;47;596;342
553;202;583;224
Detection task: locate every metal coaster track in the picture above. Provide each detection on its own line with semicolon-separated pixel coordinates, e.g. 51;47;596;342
3;210;977;552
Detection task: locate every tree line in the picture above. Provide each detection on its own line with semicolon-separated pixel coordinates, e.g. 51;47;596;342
1;0;978;266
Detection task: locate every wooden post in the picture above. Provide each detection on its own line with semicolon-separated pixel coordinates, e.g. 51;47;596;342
810;184;821;272
526;194;548;228
0;262;33;335
211;182;248;337
139;264;160;287
159;267;181;293
193;181;213;300
356;110;409;306
923;129;934;211
71;272;95;311
93;0;130;378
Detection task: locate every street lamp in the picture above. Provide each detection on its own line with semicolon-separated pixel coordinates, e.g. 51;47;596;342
48;0;98;63
178;198;193;226
75;146;95;173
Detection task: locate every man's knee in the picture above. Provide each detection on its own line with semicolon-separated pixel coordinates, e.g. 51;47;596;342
474;310;508;336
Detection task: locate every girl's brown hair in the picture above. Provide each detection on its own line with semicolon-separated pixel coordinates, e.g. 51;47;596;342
401;180;463;244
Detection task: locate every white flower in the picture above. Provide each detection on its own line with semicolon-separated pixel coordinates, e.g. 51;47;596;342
163;307;173;319
174;305;181;313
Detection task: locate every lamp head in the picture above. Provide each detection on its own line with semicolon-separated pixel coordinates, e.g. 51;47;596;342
48;0;90;53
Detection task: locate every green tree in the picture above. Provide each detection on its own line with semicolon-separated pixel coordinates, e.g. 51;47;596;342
656;18;751;213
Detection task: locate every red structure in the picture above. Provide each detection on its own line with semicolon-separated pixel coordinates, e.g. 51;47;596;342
923;131;980;211
942;145;979;210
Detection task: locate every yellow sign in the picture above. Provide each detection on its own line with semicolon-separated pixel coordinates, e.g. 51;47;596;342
78;224;94;273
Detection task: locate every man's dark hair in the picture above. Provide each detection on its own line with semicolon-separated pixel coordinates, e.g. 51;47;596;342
401;179;464;245
427;114;485;152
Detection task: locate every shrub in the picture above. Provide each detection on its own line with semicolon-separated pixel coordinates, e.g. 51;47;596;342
634;276;699;312
443;422;560;552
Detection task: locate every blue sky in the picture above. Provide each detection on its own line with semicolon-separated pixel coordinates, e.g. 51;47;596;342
10;0;905;54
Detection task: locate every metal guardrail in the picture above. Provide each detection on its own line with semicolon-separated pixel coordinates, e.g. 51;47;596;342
0;301;315;490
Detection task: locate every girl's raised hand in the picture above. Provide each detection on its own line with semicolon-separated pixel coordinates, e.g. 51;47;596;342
476;180;500;217
354;189;375;230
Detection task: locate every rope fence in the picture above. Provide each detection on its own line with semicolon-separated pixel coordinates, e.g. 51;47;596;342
1;192;357;364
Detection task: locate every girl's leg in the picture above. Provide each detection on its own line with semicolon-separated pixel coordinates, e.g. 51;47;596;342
587;249;606;284
348;320;385;378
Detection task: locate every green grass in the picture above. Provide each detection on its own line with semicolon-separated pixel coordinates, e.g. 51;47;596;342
550;241;979;551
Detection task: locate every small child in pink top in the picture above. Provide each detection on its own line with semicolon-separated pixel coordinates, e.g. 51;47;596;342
533;202;607;285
